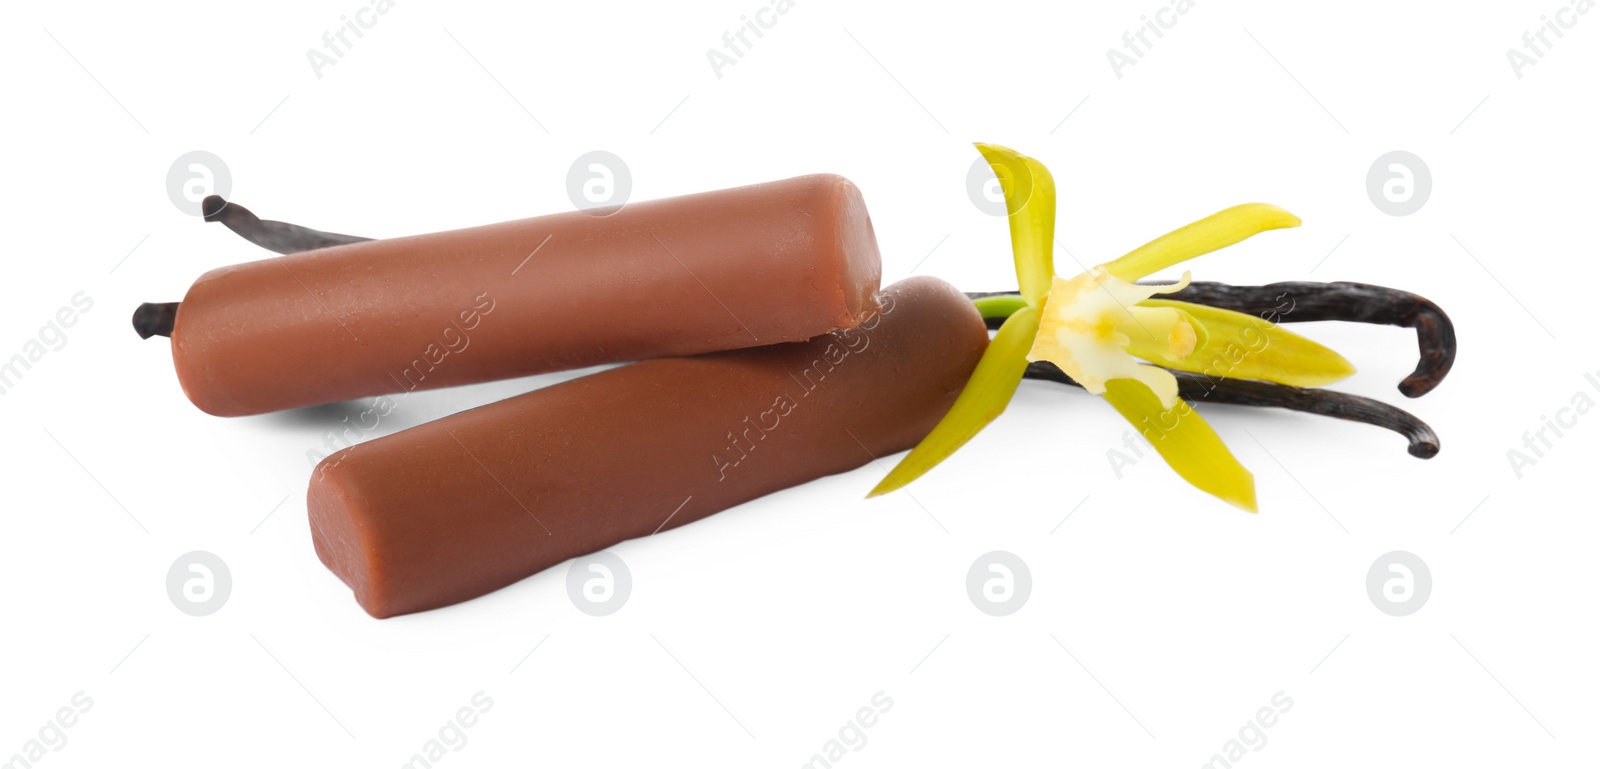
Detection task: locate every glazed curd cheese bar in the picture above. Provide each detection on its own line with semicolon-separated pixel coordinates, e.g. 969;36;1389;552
164;174;882;416
307;277;988;618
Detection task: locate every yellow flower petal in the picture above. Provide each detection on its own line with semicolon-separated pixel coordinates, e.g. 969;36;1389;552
975;143;1055;305
1111;303;1209;361
1131;299;1357;388
1101;378;1258;512
1101;203;1301;283
869;305;1040;497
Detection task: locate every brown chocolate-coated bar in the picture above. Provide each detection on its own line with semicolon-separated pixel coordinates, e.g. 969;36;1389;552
307;277;988;618
171;175;882;416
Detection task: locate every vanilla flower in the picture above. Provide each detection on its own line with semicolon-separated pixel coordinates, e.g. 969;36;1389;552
870;144;1356;511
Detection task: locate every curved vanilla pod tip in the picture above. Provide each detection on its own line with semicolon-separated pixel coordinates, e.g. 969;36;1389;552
201;195;373;255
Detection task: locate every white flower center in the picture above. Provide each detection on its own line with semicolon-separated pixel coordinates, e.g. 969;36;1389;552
1025;268;1196;409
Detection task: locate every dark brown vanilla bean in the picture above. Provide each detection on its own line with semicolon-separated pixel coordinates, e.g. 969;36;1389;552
201;195;372;255
132;302;180;339
1021;361;1440;458
970;281;1457;397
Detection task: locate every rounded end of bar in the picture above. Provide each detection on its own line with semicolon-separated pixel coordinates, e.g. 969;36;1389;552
132;302;179;339
817;174;883;329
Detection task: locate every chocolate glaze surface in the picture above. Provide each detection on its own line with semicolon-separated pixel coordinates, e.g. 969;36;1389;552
307;277;988;618
172;175;882;416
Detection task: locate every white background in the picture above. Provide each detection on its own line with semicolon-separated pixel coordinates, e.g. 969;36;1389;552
2;0;1596;766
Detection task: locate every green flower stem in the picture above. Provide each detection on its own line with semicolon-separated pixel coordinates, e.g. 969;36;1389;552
971;294;1029;321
